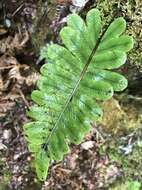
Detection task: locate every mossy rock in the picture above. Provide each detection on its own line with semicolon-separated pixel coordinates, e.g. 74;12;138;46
100;97;141;135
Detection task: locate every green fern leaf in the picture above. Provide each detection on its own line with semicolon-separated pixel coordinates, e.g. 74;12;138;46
23;8;134;181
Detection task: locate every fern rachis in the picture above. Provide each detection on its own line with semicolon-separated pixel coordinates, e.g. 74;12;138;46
24;8;134;181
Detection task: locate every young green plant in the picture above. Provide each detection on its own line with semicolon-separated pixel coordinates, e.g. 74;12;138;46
23;8;134;181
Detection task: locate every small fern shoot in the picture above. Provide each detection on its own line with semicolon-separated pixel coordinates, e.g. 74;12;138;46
24;8;134;181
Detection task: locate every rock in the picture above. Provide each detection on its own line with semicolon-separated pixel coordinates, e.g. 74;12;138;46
100;98;141;136
81;141;94;150
0;142;7;150
3;129;12;140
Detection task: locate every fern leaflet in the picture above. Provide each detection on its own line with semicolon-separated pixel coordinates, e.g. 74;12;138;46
23;8;134;181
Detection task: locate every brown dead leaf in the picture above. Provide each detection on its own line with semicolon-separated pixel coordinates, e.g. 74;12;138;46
0;100;15;118
0;31;29;54
0;33;38;116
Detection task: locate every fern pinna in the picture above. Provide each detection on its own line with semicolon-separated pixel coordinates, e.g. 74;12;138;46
24;8;134;181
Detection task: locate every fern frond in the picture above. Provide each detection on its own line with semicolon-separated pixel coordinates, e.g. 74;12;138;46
23;8;134;181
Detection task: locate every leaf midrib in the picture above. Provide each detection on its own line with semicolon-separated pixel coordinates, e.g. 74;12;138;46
45;22;111;147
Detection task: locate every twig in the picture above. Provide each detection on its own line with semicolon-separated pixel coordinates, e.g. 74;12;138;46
17;88;30;109
12;4;24;17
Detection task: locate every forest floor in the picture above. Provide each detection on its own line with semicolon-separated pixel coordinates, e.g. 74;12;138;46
0;0;142;190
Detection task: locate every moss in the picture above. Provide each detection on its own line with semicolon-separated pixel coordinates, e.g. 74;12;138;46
0;156;12;189
103;127;142;189
95;0;142;70
109;180;141;190
100;97;141;135
110;143;142;180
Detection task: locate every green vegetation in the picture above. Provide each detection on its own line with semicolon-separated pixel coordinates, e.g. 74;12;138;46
101;128;142;189
23;8;133;181
95;0;142;70
109;180;141;190
0;157;12;190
